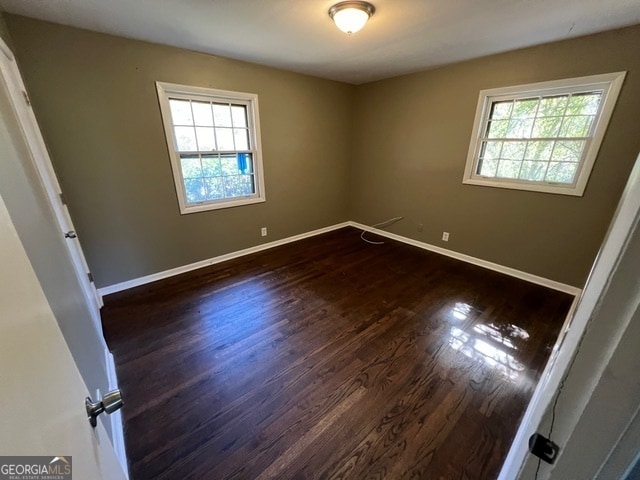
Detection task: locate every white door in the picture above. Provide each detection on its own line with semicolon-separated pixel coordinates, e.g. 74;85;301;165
0;38;103;329
0;192;127;479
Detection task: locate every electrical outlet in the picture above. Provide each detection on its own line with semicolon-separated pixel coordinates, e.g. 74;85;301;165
261;227;267;237
417;223;424;232
442;232;449;241
529;433;560;464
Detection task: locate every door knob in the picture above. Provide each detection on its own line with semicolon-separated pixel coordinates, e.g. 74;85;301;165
85;389;124;428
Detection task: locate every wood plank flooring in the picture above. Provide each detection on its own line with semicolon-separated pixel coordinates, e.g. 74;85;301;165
101;227;573;479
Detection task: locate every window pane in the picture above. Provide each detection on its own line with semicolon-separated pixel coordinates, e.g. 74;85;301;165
236;153;253;174
203;177;224;200
524;141;554;160
216;128;235;150
231;105;248;127
195;127;216;151
202;155;222;177
169;99;193;125
490;101;512;120
538;96;568;117
487;120;508;138
174;126;197;151
220;154;241;175
567;92;602;115
224;175;254;198
545;162;578;183
512;98;538;118
531;117;561;138
192;101;213;126
478;158;498;177
180;156;202;179
184;178;206;203
506;119;534;138
519;161;547;181
239;175;255;195
551;140;585;162
497;160;521;179
502;141;526;161
559;116;593;137
212;103;232;127
482;141;503;160
234;129;249;150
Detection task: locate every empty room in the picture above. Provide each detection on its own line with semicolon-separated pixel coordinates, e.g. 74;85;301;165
0;1;640;479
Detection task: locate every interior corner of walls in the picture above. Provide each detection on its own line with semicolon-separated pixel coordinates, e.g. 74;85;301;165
5;18;357;293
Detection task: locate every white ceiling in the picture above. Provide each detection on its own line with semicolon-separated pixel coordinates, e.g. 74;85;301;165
1;0;639;84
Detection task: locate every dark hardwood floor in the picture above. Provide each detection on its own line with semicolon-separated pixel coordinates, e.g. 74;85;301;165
101;227;573;480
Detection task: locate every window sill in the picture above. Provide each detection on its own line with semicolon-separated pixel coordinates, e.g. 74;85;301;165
463;177;584;196
179;195;265;214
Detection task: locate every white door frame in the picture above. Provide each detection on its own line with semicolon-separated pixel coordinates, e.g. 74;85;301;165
0;36;128;474
0;37;103;333
499;150;640;479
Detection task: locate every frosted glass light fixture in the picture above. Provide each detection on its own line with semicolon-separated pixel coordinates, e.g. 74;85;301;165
329;1;375;35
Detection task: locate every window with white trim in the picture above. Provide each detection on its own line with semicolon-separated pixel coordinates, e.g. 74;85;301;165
463;72;625;196
156;82;265;214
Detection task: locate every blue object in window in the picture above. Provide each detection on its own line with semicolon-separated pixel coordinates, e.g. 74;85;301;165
237;153;247;173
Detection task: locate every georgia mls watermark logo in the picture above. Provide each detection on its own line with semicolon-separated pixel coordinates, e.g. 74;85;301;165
0;456;72;480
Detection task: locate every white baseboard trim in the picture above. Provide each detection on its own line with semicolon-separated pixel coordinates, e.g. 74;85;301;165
99;220;580;298
349;221;582;296
105;348;129;479
98;222;351;296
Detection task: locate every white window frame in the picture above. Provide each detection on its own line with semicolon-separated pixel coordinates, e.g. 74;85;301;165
156;81;266;214
463;72;626;196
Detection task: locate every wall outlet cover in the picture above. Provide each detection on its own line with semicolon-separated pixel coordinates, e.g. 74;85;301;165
529;433;560;464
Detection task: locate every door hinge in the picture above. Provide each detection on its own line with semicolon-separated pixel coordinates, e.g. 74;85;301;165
22;90;31;106
59;192;66;205
87;272;94;283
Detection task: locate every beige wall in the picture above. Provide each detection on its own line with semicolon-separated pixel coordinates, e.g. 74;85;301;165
6;15;354;287
350;26;640;287
5;15;640;288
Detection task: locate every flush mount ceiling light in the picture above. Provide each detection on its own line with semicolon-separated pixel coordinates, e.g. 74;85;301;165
328;1;375;35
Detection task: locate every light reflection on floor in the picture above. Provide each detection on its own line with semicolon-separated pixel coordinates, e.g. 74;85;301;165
447;302;529;382
194;278;281;371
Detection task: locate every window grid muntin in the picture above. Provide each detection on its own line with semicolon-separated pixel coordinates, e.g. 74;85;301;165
463;72;626;197
476;90;603;185
162;91;259;207
168;98;252;155
157;82;265;213
179;152;256;204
